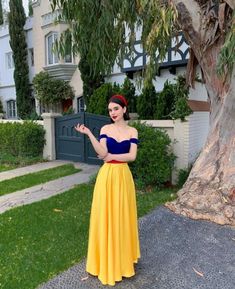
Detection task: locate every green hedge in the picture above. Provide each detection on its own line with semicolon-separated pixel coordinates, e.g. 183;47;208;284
130;121;176;188
0;121;45;157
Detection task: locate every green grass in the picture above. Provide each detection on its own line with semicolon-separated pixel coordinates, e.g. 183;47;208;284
0;164;81;196
0;164;17;172
0;184;177;289
0;154;45;172
137;188;177;217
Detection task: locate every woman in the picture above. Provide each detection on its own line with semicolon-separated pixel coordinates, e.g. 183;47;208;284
75;94;140;286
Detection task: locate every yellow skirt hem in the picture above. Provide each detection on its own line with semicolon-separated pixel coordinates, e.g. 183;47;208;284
86;258;140;286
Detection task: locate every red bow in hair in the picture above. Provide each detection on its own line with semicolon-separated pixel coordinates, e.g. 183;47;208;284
111;95;128;106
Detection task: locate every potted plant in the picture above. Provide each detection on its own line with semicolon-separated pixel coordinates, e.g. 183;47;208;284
33;71;75;113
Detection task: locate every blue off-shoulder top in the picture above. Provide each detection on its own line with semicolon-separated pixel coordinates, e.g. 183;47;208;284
99;134;138;154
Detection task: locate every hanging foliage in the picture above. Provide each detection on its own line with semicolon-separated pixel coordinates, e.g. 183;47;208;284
33;71;75;105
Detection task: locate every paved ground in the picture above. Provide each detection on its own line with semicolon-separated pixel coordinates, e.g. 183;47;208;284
1;162;234;288
0;161;99;214
37;206;235;289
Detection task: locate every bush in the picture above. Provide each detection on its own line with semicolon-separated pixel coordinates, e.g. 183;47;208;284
87;79;137;115
154;80;176;119
120;77;137;112
33;71;75;105
136;83;157;119
0;121;45;157
87;82;122;115
154;74;192;121
87;83;114;115
129;121;176;188
170;75;192;121
177;167;192;188
28;110;43;120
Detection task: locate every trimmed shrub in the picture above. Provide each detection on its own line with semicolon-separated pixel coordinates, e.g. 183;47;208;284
154;75;192;121
87;82;121;115
130;121;176;188
136;83;157;119
0;121;45;157
154;80;176;119
87;83;114;115
87;79;137;115
120;77;137;112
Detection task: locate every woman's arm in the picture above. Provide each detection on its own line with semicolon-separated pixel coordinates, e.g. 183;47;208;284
74;123;108;158
103;127;138;162
104;145;137;162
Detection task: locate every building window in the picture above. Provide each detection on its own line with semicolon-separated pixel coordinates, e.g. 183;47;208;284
64;53;72;63
29;48;34;66
46;32;59;65
6;52;14;69
7;100;17;118
77;96;85;112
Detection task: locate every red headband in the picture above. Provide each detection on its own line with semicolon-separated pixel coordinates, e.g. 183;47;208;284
110;94;128;106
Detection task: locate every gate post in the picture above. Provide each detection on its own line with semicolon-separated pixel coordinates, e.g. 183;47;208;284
42;112;62;160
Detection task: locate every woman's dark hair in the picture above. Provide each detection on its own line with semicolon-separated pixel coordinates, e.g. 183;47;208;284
109;94;130;121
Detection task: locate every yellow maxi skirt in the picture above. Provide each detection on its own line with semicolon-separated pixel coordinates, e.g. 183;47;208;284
86;163;140;286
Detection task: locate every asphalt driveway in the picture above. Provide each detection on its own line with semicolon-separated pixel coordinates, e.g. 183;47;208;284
38;206;235;289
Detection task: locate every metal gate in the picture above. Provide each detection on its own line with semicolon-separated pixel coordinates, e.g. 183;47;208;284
55;112;110;164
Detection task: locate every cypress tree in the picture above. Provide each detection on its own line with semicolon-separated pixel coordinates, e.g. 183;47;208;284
28;0;33;17
0;0;3;25
8;0;32;119
78;53;104;107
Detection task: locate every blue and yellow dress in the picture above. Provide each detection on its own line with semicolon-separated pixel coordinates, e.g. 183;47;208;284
86;134;140;286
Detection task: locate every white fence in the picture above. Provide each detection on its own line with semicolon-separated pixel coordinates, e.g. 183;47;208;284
0;112;210;184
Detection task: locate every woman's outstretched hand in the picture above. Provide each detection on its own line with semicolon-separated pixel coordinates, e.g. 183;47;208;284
74;123;91;135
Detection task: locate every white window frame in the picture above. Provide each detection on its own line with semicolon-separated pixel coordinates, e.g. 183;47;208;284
6;52;14;69
7;100;17;119
64;52;73;63
29;48;34;67
77;96;85;112
46;32;59;65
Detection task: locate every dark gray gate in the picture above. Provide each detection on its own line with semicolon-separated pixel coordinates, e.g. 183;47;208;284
55;112;110;164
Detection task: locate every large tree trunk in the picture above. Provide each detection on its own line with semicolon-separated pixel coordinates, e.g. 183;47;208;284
166;0;235;225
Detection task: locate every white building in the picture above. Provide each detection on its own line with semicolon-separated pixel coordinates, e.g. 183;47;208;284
0;16;34;119
0;1;210;173
106;30;210;169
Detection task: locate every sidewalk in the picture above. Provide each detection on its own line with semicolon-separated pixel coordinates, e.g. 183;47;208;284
38;206;235;289
0;161;100;214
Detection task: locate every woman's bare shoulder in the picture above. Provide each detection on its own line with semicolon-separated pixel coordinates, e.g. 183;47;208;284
128;126;138;138
100;124;112;134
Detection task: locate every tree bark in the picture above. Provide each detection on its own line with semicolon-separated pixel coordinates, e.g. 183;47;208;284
166;0;235;225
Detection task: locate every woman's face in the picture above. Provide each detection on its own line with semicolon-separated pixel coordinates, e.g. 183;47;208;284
108;102;126;122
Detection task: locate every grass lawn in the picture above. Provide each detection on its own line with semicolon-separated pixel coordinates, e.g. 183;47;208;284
0;164;81;196
0;154;45;173
0;184;177;289
0;163;17;172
